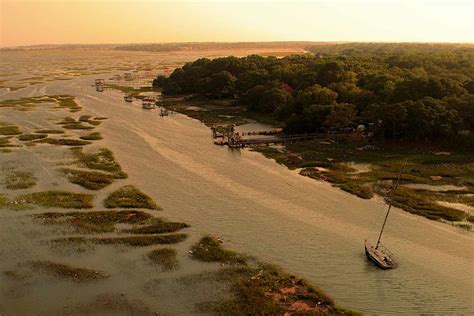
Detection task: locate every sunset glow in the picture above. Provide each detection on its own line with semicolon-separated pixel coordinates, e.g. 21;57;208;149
1;0;472;47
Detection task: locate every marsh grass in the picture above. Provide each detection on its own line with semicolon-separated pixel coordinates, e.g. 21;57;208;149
0;136;20;148
257;140;474;222
147;248;179;271
79;115;102;127
189;239;358;316
124;220;189;234
14;190;94;209
73;148;128;179
0;194;7;208
431;191;474;207
104;185;159;209
87;120;102;126
0;95;80;112
340;183;374;199
55;96;81;112
91;234;187;246
200;264;358;316
33;138;91;146
0;122;22;135
389;186;466;221
34;210;152;233
29;260;107;282
79;115;92;122
4;169;36;190
454;223;472;231
61;122;95;130
190;236;246;265
52;234;187;247
61;168;113;190
18;134;47;141
80;132;102;140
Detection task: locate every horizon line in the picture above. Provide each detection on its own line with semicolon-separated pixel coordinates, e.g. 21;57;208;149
2;40;474;49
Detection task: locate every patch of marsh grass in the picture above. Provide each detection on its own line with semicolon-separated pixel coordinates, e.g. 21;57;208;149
73;147;127;179
190;236;246;265
56;96;81;112
34;210;152;233
29;260;107;282
147;248;179;271
124;220;189;234
0;137;19;148
79;115;92;122
33;138;91;146
18;134;47;141
80;132;102;140
52;234;187;247
78;115;102;127
389;186;466;221
0;194;7;208
4;169;36;190
13;190;94;209
0;95;80;112
61;122;95;130
187;238;358;316
0;122;21;135
60;168;113;190
197;263;357;316
104;185;158;209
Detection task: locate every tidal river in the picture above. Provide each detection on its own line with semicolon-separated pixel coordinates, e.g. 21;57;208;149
14;74;474;315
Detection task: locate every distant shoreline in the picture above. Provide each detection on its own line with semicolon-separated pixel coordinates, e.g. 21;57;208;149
2;41;473;51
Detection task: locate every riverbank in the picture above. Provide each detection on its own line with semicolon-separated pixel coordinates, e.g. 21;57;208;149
160;97;474;229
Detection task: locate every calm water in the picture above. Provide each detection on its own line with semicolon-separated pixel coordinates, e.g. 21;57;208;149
2;66;473;314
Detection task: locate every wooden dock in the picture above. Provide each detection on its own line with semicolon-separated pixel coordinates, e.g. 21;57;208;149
228;133;324;147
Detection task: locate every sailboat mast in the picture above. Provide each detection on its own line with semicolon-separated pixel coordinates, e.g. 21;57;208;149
375;160;407;249
376;204;392;249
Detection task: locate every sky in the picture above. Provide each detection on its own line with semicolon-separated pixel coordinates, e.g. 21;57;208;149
0;0;473;47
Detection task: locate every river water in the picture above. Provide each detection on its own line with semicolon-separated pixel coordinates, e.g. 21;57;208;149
2;57;473;314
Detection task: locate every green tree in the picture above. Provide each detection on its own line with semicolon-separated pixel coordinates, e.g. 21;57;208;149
296;84;337;106
323;104;356;130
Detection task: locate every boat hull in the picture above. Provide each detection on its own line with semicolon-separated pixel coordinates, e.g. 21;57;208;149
365;241;396;270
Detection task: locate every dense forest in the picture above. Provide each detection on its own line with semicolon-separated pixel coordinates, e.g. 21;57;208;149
154;43;474;145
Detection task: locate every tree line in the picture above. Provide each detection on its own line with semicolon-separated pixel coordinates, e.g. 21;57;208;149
153;43;474;144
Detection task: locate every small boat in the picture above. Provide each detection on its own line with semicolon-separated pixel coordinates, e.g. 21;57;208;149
142;96;156;109
159;108;169;116
365;161;407;270
142;102;155;109
124;93;133;102
94;79;105;92
364;240;396;269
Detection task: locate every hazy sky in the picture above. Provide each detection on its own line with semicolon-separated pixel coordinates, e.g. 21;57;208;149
1;0;473;47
